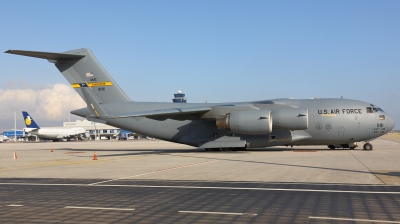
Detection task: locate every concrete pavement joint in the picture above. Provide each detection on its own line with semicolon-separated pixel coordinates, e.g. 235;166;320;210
348;150;386;185
88;159;219;185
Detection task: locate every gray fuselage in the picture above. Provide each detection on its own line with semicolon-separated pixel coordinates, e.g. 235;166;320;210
72;98;395;148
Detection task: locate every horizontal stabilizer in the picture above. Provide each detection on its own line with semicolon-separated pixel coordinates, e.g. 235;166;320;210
86;117;108;124
23;128;39;132
5;49;85;61
113;106;211;120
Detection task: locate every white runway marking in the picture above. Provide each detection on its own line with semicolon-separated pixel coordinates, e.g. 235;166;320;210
179;210;257;216
89;159;218;185
7;204;23;207
309;216;400;223
64;206;135;211
1;182;400;194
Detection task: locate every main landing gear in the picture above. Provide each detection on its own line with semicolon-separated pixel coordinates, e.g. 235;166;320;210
363;143;373;151
205;147;247;152
327;143;357;150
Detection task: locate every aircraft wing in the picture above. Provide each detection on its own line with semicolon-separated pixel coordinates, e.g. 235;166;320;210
23;128;39;132
112;106;211;121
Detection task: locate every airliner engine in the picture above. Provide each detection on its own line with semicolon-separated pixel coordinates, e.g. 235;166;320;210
271;109;308;130
216;110;272;135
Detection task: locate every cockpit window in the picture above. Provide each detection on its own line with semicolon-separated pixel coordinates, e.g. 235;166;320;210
366;106;384;113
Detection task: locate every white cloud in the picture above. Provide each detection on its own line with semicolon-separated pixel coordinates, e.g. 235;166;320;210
0;80;86;129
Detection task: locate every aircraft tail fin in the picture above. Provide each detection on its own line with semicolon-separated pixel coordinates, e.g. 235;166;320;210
80;88;110;118
22;111;40;129
5;49;132;105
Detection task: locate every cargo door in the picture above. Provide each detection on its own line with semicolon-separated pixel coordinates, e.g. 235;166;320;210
338;127;345;138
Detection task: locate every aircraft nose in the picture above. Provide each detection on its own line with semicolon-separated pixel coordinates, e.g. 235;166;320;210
386;114;395;132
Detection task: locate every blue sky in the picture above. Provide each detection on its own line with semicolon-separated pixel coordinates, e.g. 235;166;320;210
0;0;399;129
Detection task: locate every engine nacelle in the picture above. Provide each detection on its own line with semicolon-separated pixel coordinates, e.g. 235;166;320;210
216;110;272;135
272;108;308;130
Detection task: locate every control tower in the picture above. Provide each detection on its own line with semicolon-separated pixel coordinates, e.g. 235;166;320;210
172;90;187;103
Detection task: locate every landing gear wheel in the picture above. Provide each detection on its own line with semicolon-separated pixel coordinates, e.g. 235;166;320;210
363;143;373;151
328;145;336;150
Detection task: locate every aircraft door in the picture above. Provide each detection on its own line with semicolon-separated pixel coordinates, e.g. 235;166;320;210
338;127;345;137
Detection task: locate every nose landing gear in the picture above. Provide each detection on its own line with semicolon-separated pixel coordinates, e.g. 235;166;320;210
363;143;373;150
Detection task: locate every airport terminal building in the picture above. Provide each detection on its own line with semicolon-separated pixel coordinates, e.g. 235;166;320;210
63;120;127;140
1;130;25;140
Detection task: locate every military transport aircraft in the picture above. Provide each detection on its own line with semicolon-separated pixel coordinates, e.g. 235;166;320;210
6;49;395;150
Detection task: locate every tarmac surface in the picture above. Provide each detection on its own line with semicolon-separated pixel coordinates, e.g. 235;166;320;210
0;134;400;223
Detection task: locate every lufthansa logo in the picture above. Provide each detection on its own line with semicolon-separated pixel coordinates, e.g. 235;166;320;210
25;116;32;126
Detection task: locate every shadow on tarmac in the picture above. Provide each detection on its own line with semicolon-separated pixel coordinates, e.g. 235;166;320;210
44;147;400;181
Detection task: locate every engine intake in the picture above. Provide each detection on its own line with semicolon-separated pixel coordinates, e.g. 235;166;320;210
216;110;272;135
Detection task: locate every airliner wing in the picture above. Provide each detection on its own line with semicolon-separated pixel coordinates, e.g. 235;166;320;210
111;106;211;121
23;128;39;132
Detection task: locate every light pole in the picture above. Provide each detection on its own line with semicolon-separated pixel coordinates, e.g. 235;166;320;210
12;109;16;142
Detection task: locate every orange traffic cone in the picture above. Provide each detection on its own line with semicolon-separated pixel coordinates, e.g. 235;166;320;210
93;151;98;160
14;152;18;160
51;147;54;152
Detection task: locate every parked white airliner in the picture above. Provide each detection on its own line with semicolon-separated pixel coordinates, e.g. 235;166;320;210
0;135;9;143
22;111;88;141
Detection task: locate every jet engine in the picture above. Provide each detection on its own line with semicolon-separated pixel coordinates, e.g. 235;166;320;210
216;110;272;135
272;109;308;130
78;132;90;140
